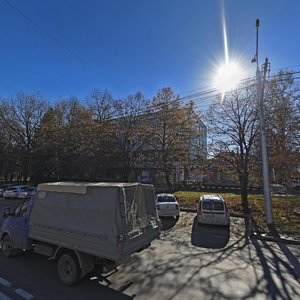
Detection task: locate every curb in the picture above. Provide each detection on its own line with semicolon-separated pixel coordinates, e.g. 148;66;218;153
181;208;196;213
251;233;300;245
180;208;245;218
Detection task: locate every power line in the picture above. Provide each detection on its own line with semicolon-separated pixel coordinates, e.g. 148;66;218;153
110;69;300;120
2;0;126;93
178;69;300;107
3;0;299;111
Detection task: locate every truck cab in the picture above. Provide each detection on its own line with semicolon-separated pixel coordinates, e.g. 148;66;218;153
0;196;33;257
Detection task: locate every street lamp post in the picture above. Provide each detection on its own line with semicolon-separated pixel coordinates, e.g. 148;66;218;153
252;19;275;231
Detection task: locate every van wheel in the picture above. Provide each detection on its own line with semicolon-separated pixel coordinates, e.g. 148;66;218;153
2;235;13;258
57;252;81;286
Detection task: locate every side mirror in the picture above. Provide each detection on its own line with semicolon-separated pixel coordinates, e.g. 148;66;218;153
3;207;11;218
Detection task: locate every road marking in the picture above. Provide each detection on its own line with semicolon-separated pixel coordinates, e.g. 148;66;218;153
0;278;11;287
14;289;34;300
0;291;12;300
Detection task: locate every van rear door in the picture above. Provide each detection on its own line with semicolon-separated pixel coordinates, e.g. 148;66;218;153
201;199;225;224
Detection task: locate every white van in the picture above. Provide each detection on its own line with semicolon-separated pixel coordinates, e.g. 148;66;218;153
197;194;230;226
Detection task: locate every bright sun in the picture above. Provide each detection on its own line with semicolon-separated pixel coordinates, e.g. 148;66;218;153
214;61;244;95
212;9;246;102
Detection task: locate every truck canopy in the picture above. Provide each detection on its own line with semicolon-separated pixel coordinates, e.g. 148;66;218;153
29;182;159;261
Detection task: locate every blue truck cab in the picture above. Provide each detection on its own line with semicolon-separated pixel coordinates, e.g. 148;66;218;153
0;196;34;257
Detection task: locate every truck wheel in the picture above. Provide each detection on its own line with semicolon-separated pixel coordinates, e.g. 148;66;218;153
1;235;13;258
57;252;81;286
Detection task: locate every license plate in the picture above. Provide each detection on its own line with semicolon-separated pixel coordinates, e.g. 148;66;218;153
204;214;215;218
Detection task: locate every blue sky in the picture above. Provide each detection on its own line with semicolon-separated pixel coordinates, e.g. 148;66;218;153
0;0;300;102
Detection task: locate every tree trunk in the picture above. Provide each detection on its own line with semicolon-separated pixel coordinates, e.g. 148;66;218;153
240;173;252;239
165;173;172;192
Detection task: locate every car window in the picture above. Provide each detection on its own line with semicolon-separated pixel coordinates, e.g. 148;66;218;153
157;195;176;202
1;185;10;189
19;201;30;216
14;198;31;216
7;187;16;191
202;200;224;211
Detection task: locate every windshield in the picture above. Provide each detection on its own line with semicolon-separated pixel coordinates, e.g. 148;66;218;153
157;195;176;203
202;200;224;211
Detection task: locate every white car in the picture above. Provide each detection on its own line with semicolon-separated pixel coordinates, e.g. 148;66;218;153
17;187;37;199
0;184;15;198
3;186;28;199
197;194;230;226
156;193;180;219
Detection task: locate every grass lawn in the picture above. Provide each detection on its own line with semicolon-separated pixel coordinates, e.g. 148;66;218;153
174;191;300;237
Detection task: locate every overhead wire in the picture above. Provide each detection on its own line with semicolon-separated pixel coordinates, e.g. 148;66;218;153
178;69;300;108
105;69;300;120
2;0;299;117
2;0;126;93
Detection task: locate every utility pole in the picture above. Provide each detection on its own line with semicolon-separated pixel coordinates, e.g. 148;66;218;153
252;19;275;231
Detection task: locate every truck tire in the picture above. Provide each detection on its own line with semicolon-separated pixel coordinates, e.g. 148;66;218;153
1;235;13;258
57;252;81;286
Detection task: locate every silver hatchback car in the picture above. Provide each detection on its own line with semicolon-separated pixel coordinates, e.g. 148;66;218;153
197;194;230;226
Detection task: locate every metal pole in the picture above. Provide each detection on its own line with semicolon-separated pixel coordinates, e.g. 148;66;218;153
253;19;275;230
256;57;274;226
256;19;259;62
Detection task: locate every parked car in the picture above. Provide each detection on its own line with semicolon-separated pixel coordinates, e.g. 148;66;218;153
197;194;230;226
0;184;15;198
292;178;300;190
270;184;287;195
17;187;37;199
156;193;180;219
3;186;28;199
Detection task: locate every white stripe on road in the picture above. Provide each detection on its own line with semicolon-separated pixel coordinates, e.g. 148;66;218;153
14;289;34;300
0;291;12;300
0;278;11;287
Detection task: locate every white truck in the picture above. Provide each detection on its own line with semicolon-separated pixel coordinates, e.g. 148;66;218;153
0;182;160;285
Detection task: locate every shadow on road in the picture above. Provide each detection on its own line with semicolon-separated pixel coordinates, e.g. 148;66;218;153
0;251;133;300
191;217;230;248
1;213;299;300
160;217;178;231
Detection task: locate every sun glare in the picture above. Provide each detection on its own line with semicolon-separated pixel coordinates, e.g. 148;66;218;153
214;61;244;95
211;6;246;103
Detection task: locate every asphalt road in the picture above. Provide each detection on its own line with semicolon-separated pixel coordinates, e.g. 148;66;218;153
0;199;299;300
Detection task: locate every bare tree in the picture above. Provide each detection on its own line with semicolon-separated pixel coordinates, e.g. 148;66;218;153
85;89;117;179
0;116;11;180
87;89;113;123
112;91;149;181
0;93;48;181
146;87;199;191
207;86;259;215
265;71;300;187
